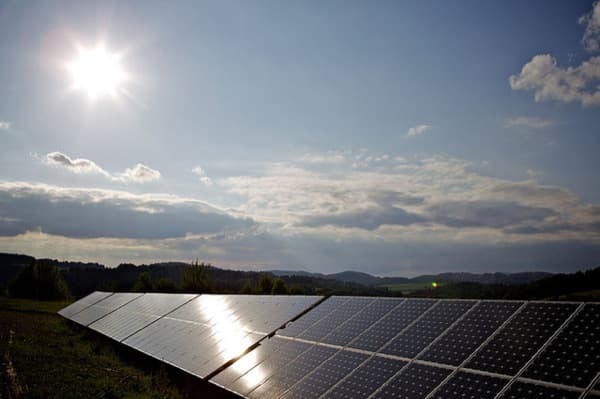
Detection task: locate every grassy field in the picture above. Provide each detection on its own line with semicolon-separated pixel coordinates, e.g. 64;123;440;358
380;281;441;294
0;297;223;399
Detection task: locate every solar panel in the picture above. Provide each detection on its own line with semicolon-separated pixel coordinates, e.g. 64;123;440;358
465;302;579;376
281;349;368;399
348;298;437;352
523;303;600;388
278;296;348;338
88;293;197;341
429;371;509;399
380;300;475;358
123;295;322;378
321;355;407;399
320;298;403;346
297;297;374;342
247;343;338;399
371;363;451;398
70;292;143;326
498;381;581;399
57;291;112;318
59;294;598;398
419;301;523;366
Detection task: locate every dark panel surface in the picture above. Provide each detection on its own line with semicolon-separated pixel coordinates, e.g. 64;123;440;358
70;292;142;326
430;371;508;399
498;381;581;399
420;301;523;366
279;297;348;338
524;303;599;388
282;350;368;399
381;300;475;358
466;302;578;376
349;299;437;352
322;355;406;399
372;363;451;399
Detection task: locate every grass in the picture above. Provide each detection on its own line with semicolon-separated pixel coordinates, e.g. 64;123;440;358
0;297;191;399
380;282;442;294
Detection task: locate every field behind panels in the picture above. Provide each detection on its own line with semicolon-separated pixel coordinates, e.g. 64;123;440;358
59;293;600;399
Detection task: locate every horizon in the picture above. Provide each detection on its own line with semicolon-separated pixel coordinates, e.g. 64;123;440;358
2;1;600;276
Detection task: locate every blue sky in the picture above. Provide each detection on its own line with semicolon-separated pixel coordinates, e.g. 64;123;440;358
1;0;599;275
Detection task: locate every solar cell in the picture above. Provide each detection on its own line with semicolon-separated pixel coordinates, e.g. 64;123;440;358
465;302;579;376
524;303;599;388
278;297;348;338
247;344;338;399
70;292;142;326
321;355;406;399
298;297;374;342
429;371;508;399
372;363;451;399
419;301;523;366
89;293;196;341
281;349;368;399
348;299;437;352
498;381;581;399
226;338;313;396
380;300;475;358
58;291;112;318
321;298;403;347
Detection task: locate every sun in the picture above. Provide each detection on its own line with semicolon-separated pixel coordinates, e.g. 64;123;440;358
67;43;128;101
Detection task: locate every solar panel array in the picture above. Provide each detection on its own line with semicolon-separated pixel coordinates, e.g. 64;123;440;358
59;294;600;398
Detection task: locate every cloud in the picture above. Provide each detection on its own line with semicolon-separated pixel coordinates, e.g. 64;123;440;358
509;54;600;107
46;152;111;177
303;207;426;230
44;151;160;183
505;116;555;129
192;166;213;186
405;124;431;137
0;181;252;239
580;0;600;52
117;163;161;183
510;3;600;107
0;120;10;130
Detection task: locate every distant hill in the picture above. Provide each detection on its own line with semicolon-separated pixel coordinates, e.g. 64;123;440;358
269;268;550;286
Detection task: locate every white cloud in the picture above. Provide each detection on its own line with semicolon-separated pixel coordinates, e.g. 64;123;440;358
44;151;160;183
505;116;555;129
0;120;11;130
117;163;161;183
45;152;111;177
192;165;213;186
405;124;431;137
510;3;600;107
580;0;600;52
509;54;600;107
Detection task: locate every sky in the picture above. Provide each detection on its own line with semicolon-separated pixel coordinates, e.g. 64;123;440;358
1;0;600;276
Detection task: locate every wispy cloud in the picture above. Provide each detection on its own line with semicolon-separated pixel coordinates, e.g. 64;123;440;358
192;166;213;186
580;0;600;52
45;151;160;184
0;120;11;130
405;124;431;137
505;116;555;129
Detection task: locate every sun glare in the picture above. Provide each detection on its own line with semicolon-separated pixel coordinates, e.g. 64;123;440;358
67;43;127;100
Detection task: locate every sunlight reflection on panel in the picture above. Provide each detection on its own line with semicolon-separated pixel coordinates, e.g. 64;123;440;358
199;295;265;387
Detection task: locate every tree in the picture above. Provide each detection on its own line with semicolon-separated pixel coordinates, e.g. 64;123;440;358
258;273;274;294
271;278;289;295
289;284;304;295
132;272;155;292
240;280;254;294
9;259;70;300
181;259;210;293
155;277;177;293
